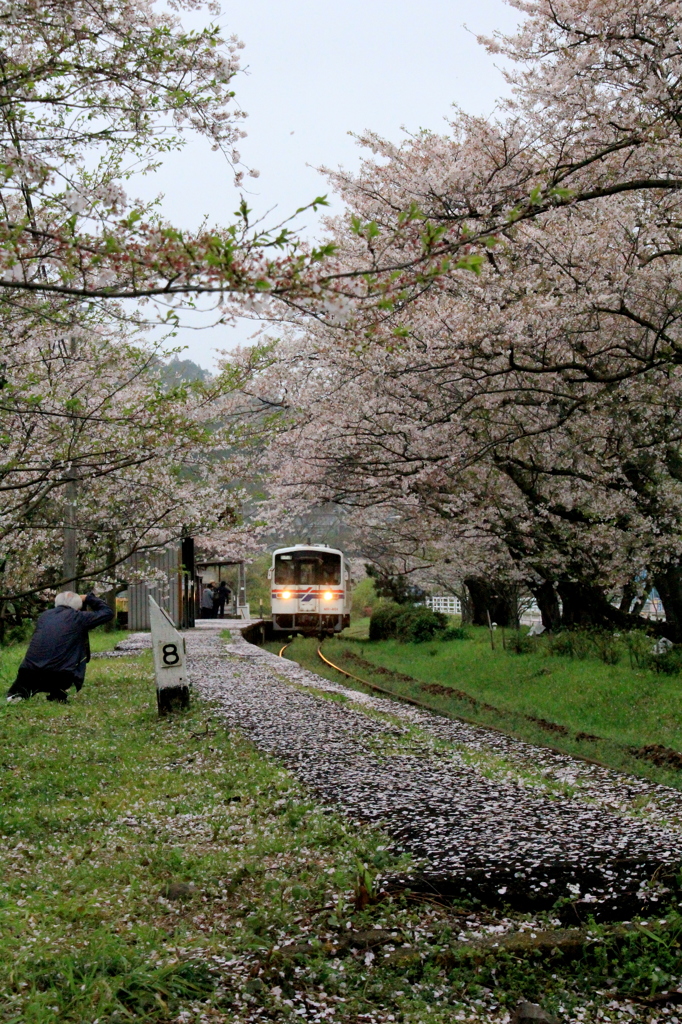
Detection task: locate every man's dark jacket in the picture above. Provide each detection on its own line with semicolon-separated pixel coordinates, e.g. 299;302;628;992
20;593;113;682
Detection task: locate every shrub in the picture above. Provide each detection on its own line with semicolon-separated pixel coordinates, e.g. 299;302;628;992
647;646;682;675
547;628;624;663
2;619;34;647
546;629;593;660
395;607;448;643
369;604;457;642
368;603;404;641
590;629;621;665
507;631;536;654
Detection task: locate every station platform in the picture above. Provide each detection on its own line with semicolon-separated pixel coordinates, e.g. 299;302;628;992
191;617;263;631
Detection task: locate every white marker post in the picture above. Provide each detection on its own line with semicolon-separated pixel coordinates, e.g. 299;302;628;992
149;595;189;715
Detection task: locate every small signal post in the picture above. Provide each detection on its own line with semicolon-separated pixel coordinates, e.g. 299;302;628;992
149;595;189;715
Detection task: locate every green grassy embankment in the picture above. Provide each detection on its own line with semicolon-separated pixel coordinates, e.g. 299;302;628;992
269;623;682;788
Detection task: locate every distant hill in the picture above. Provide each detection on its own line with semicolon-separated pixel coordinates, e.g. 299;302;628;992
160;357;211;386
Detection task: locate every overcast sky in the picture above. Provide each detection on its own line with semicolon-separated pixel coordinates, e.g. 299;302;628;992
142;0;522;369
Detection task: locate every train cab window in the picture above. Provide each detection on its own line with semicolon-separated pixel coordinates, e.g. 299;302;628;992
299;559;317;585
274;554;296;585
274;550;341;586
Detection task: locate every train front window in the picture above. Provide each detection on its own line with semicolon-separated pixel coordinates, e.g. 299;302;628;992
299;559;317;585
274;554;296;585
274;550;341;586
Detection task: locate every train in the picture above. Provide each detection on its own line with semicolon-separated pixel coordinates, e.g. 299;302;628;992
269;544;351;637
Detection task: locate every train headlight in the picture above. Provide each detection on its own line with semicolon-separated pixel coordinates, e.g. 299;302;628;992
282;590;292;600
323;591;333;601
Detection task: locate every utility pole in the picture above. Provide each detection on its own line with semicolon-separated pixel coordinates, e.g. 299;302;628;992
62;335;78;589
103;538;117;630
62;472;78;587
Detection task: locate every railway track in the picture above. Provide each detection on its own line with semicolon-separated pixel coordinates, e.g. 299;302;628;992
197;628;682;918
315;643;426;705
277;639;616;773
278;638;446;716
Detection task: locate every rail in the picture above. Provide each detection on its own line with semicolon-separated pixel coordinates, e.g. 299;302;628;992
277;637;456;715
275;639;613;773
316;644;445;714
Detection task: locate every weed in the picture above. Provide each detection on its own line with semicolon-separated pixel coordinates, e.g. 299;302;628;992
546;629;594;660
590;629;622;665
440;625;470;641
648;646;682;675
625;630;654;670
507;631;536;655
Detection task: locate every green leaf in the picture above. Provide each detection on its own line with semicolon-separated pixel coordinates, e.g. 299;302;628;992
454;254;484;275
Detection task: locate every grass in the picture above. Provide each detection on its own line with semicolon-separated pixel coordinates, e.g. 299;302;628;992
2;628;682;1023
269;623;682;789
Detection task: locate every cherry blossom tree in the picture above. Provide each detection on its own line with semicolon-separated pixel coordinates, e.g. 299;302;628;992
238;0;682;637
0;0;330;608
11;0;681;632
0;307;273;604
310;0;682;320
0;0;338;313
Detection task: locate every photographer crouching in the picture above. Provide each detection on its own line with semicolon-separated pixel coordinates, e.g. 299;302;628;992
6;591;113;703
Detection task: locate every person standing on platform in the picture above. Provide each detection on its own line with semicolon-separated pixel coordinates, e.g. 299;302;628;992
215;581;231;618
200;582;215;618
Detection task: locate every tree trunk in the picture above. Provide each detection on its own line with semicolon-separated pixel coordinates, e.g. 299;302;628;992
652;568;681;643
460;588;474;625
530;580;561;632
557;581;607;628
464;576;516;628
619;582;636;613
556;580;637;631
620;582;647;618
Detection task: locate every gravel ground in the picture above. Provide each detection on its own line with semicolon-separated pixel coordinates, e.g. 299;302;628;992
133;627;682;920
92;632;153;657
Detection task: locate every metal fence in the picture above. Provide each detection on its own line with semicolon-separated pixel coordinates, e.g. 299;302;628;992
425;595;461;615
125;543;187;630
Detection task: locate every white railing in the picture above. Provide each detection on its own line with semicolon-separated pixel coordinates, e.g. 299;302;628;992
641;594;665;620
519;601;542;626
426;595;461;615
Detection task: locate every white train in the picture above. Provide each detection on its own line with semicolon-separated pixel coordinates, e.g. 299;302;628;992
268;544;351;636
